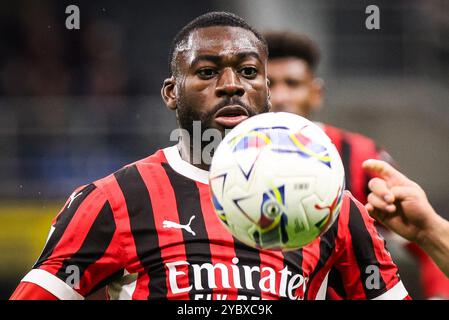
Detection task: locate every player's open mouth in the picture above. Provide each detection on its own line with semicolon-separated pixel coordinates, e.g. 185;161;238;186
214;105;249;128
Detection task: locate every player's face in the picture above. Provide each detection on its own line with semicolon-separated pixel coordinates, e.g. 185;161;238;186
268;57;322;118
164;26;270;136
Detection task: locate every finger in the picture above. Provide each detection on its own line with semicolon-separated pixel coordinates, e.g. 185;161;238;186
368;207;390;225
368;177;395;203
390;185;421;201
365;202;396;214
362;159;408;184
365;203;395;218
367;192;397;213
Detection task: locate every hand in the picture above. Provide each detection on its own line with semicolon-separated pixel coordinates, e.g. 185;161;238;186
362;159;439;244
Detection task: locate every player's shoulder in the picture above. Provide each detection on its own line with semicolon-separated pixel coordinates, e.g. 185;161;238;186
314;191;364;252
336;191;370;228
92;148;167;196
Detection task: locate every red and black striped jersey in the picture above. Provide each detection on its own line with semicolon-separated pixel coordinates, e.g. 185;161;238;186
19;146;408;300
320;123;393;204
319;123;396;299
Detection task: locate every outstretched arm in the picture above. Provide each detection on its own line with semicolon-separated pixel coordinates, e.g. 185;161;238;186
363;159;449;277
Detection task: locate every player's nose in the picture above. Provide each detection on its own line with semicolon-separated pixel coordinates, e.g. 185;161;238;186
215;68;245;98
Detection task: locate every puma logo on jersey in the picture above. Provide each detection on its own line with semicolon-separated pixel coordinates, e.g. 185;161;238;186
163;215;196;236
67;191;83;208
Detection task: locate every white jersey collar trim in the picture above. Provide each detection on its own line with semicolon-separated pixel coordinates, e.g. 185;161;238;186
163;146;209;185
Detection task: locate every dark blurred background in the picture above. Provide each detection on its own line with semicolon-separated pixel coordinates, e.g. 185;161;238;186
0;0;448;299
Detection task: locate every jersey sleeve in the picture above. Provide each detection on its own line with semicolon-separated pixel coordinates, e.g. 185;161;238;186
333;193;409;300
17;183;126;299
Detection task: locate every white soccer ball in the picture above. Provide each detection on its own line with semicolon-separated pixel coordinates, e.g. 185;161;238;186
209;112;345;251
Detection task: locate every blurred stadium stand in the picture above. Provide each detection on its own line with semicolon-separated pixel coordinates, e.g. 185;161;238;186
0;0;447;299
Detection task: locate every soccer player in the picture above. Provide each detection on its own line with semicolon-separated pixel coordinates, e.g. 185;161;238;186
264;30;449;299
11;12;409;300
363;159;449;277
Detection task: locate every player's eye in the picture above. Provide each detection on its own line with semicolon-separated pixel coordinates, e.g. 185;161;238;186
197;68;217;79
239;66;258;79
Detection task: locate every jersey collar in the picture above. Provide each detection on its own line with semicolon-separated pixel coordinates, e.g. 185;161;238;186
163;146;209;185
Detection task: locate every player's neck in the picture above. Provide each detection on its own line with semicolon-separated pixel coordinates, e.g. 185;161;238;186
177;139;211;172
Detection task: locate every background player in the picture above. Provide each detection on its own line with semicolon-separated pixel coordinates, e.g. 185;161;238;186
264;30;449;299
11;12;408;300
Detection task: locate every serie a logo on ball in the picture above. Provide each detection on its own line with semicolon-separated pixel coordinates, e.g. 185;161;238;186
209;112;345;251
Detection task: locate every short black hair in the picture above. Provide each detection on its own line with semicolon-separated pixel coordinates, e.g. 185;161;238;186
169;11;268;75
263;31;320;71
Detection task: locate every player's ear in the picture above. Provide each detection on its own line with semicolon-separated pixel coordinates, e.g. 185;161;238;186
267;79;273;111
267;78;271;98
310;77;324;112
162;77;177;110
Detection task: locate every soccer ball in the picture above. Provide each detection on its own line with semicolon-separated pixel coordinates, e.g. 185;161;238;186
209;112;345;251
